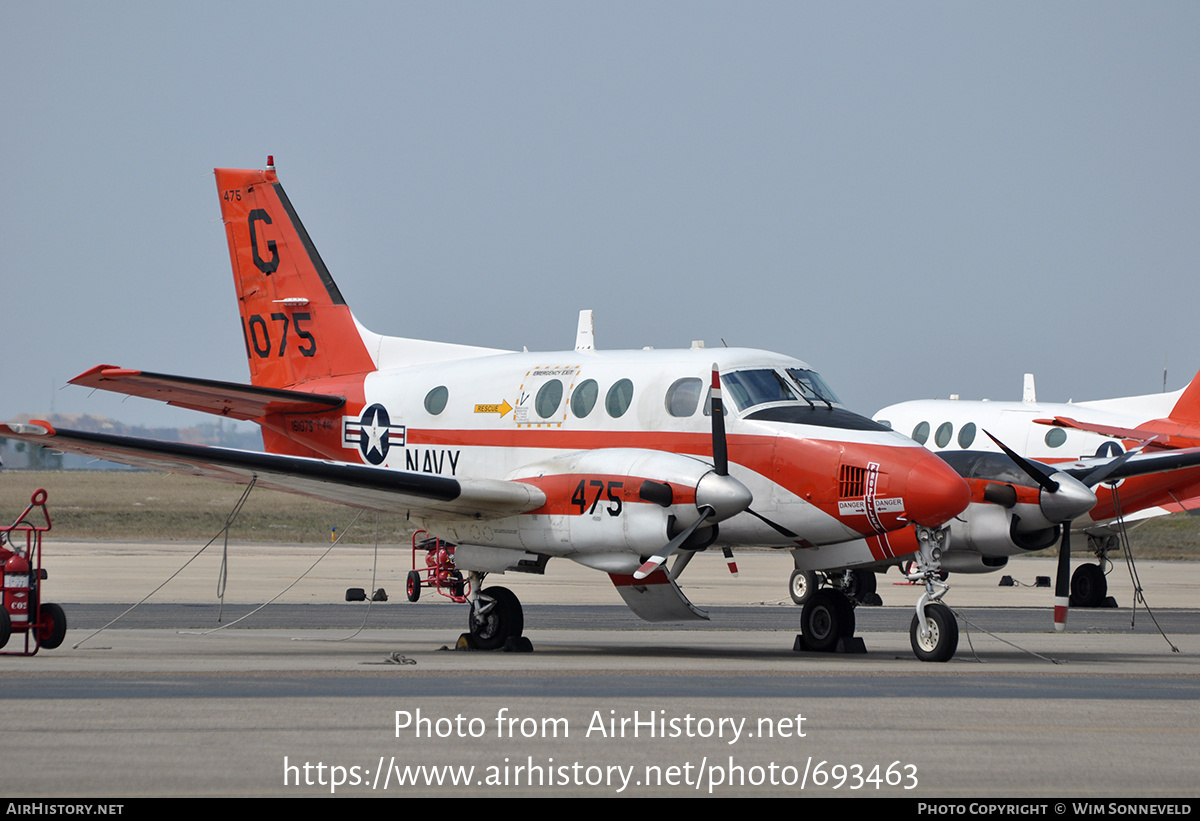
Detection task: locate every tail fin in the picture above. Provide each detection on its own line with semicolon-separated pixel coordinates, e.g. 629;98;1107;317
215;162;375;389
1169;368;1200;424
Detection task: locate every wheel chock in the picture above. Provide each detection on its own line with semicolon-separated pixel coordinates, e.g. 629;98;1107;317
793;634;867;654
503;636;534;653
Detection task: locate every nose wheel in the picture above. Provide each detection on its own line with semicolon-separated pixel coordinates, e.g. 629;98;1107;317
909;601;958;662
906;524;959;662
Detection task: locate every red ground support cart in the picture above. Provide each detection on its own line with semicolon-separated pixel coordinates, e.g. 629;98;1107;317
406;529;470;604
1;489;67;655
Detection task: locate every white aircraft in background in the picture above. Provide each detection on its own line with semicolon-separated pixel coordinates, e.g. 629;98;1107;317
775;371;1200;660
0;158;973;661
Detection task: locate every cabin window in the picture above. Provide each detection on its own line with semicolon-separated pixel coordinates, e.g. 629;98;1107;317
911;421;930;444
935;422;953;448
666;377;703;417
424;386;449;416
957;422;976;448
535;380;563;418
570;379;599;418
1045;427;1067;448
606;379;634;418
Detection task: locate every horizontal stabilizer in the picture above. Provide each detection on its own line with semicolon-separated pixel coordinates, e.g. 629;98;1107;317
0;423;545;520
1036;415;1200;451
70;365;345;420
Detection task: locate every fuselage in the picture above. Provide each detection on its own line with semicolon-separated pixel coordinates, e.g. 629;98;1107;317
259;344;968;566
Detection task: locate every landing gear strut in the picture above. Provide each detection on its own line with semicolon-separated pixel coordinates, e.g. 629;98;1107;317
905;524;959;663
789;568;880;606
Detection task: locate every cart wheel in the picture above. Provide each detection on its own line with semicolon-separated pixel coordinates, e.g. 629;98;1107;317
37;603;67;650
406;570;422;603
0;609;10;650
448;570;465;598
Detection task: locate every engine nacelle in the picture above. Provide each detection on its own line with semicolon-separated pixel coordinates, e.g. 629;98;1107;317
939;551;1009;574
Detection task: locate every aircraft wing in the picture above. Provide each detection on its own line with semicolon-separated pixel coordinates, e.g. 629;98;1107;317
0;422;544;520
69;365;345;421
1061;445;1200;486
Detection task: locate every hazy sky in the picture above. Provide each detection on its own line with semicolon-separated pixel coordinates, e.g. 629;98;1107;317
3;3;1197;429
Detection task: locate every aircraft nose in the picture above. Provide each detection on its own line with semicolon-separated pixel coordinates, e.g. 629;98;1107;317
904;453;971;527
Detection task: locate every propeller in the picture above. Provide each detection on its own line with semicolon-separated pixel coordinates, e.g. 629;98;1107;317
984;430;1127;631
1051;449;1136;630
634;365;752;579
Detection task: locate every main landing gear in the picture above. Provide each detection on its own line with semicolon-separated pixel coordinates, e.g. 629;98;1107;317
461;573;530;652
789;568;881;606
1070;535;1116;609
905;525;959;663
798;588;857;652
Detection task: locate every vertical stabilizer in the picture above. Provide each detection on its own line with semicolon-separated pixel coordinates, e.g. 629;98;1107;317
215;162;376;389
1169;368;1200;424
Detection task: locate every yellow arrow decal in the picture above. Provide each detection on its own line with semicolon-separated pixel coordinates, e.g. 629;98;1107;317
474;400;513;418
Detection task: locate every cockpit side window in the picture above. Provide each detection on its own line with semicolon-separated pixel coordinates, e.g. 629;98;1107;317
722;369;798;412
665;377;703;417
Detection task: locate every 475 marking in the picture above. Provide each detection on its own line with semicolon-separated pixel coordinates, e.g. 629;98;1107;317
572;479;623;516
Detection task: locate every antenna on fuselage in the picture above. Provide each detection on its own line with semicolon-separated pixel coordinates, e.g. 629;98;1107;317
1022;373;1036;403
575;310;595;351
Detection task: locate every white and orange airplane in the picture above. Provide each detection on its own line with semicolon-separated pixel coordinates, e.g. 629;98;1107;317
772;370;1200;657
874;373;1200;592
0;159;973;658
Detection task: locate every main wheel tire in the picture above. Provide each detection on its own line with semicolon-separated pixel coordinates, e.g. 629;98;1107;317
1070;563;1107;608
468;586;524;651
789;569;818;605
800;589;854;652
846;569;878;603
909;602;958;662
0;609;10;650
37;602;67;650
406;571;422;603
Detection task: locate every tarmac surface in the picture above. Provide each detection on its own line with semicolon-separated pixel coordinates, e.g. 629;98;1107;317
3;541;1199;797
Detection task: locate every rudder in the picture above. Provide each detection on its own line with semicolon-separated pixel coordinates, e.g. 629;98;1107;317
216;161;375;389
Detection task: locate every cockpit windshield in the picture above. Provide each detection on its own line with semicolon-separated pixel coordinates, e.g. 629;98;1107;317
721;368;842;412
721;369;798;412
786;368;842;407
722;367;882;431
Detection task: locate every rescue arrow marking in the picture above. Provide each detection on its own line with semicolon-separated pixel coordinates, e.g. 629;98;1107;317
474;400;513;418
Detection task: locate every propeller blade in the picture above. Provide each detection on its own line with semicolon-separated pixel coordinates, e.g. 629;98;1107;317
710;364;728;476
983;430;1059;492
746;507;800;539
722;547;739;576
1077;450;1136;488
669;550;695;580
634;505;714;580
1054;527;1071;632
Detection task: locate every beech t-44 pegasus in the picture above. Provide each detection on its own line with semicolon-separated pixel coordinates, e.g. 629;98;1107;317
0;158;972;658
777;370;1200;660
